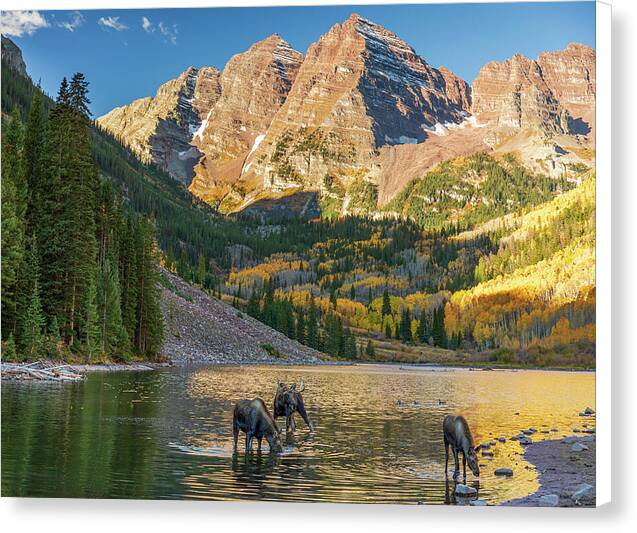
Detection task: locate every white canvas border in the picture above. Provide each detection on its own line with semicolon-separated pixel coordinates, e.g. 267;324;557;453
594;0;611;508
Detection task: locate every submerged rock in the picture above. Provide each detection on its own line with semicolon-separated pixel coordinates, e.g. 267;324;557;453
584;407;595;415
455;484;477;496
494;468;513;477
470;499;488;506
571;442;589;452
571;483;594;504
539;494;560;507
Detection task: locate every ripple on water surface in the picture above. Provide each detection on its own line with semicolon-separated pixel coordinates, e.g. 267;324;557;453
1;364;594;503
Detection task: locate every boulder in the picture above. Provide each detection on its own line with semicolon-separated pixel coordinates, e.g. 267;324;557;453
571;483;594;504
455;484;478;496
584;407;595;415
494;468;513;477
539;494;560;507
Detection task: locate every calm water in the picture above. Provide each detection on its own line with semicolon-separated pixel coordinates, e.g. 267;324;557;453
1;364;595;504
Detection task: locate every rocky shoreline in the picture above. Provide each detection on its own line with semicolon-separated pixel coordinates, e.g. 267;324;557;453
502;435;596;507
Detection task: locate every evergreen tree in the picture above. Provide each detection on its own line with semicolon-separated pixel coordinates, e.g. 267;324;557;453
246;289;260;318
20;279;44;360
296;309;306;344
416;313;428;343
97;259;127;355
381;288;392;316
400;307;412;342
134;219;164;357
1;108;26;337
365;339;375;359
197;254;206;287
307;297;318;349
82;273;100;360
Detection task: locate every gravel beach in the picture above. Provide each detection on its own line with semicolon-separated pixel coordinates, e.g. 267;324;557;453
503;435;596;507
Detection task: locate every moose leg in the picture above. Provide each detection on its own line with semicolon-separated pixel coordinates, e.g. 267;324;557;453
233;420;239;451
296;398;314;431
257;437;263;452
245;433;253;452
444;439;450;476
452;448;460;481
462;452;467;483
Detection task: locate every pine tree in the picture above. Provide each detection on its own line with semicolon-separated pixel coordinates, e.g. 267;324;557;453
307;297;318;349
97;258;127;355
134;219;164;357
1;108;26;338
400;307;412;342
417;313;428;343
20;279;44;360
381;288;391;317
365;340;375;359
296;309;306;344
197;254;206;287
82;273;100;360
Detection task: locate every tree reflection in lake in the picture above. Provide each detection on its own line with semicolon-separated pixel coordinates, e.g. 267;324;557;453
2;364;594;504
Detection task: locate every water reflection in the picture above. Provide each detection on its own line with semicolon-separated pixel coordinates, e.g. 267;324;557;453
2;364;595;504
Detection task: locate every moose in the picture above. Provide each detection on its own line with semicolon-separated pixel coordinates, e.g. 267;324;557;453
233;398;283;453
273;381;314;433
443;415;481;482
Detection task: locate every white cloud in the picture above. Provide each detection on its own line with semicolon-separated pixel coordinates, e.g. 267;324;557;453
158;21;178;45
57;11;84;32
0;10;49;37
98;16;127;32
141;16;154;33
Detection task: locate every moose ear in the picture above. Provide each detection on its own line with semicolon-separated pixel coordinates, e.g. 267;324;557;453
474;445;481;453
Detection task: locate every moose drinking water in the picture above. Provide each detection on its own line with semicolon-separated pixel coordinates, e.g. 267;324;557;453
233;398;283;453
443;415;481;482
273;381;314;433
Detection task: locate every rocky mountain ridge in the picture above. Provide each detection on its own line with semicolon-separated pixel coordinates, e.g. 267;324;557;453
96;14;596;214
2;36;28;79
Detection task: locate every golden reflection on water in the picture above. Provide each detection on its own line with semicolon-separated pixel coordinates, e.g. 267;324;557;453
177;364;595;504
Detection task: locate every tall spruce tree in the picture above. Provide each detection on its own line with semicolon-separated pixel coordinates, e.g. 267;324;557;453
1;108;26;337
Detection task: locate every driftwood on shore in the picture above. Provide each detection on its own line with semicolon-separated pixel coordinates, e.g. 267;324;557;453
1;361;84;382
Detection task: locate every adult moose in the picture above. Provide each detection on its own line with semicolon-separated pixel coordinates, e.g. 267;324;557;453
273;381;314;433
233;398;283;453
443;415;480;482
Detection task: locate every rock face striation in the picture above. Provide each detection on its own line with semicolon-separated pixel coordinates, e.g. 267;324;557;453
243;14;472;196
1;36;28;78
97;66;221;184
472;43;595;139
97;14;595;213
188;35;303;206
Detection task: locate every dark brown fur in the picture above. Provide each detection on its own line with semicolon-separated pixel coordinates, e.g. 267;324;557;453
233;398;283;453
443;415;480;481
273;382;313;433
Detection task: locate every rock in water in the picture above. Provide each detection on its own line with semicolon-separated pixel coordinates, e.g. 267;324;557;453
470;499;488;506
539;494;560;507
571;442;589;452
494;468;513;477
571;483;594;504
584;407;595;415
455;484;478;496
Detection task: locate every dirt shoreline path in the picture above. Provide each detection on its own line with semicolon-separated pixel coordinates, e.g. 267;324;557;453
502;435;596;507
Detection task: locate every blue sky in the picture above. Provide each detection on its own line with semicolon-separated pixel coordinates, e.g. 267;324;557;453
2;2;595;117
